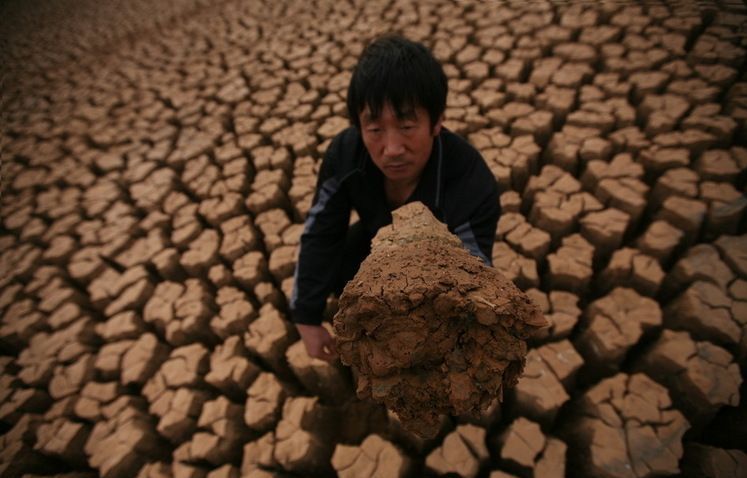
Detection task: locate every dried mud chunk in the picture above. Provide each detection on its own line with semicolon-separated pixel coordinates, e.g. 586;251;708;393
273;396;334;474
143;279;216;346
636;329;741;430
255;209;291;253
570;373;689;478
651;168;700;209
665;281;743;350
700;181;746;237
240;431;277;476
425;424;488;478
49;353;96;400
636;220;684;264
332;433;411;478
600;248;664;297
96;310;145;342
233;251;268;290
121;333;169;387
244;303;296;375
285;339;352;404
714;234;747;278
219;216;259;262
546;234;594;294
153;387;210;444
205;336;260;398
244;372;288;432
638;94;691;137
579;208;630;260
495;417;545;472
268;245;297;282
175;396;250;466
576;288;662;375
0;388;51;424
663;244;735;296
34;417;90;466
0;414;49;476
75;381;125;422
532;291;580;343
511;347;570;427
334;203;545;437
180;229;220;276
496;213;551;261
582;154;648;225
85;403;165;478
212;286;257;340
681;444;747;478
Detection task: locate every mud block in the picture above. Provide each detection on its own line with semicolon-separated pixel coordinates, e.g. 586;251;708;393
579;207;630;260
34;417;90;466
650;167;699;210
655;196;707;246
663;244;735;297
497;213;551;261
569;373;689;478
636;220;684;264
636;329;741;431
334;203;545;438
219;216;260;263
273;396;334;474
180;396;250;466
576;288;662;376
233;251;269;291
492;241;540;290
85;402;165;478
681;444;747;478
665;281;743;350
700;181;746;237
600;248;664;297
212;286;257;340
532;291;580;343
494;417;566;478
240;431;277;476
153;387;211;445
332;434;412;478
120;334;169;387
205;336;260;398
546;234;594;294
74;381;125;422
180;229;220;276
425;424;488;478
285;339;352;404
143;279;217;346
244;303;296;375
714;234;747;278
244;372;288;432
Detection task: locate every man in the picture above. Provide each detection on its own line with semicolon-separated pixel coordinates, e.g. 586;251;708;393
290;34;500;361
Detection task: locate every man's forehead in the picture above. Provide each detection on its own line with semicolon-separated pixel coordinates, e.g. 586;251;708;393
360;103;421;121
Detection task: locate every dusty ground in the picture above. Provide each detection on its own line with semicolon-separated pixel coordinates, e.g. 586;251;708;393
1;0;746;477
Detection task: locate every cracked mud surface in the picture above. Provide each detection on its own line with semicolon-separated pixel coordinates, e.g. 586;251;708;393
1;0;746;477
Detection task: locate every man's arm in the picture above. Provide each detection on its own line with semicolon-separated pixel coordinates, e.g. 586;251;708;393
290;133;351;361
448;147;501;265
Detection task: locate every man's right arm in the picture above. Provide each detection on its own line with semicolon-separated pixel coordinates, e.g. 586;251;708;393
289;133;351;360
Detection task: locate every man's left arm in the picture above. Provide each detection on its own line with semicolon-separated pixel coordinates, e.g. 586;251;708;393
449;151;501;265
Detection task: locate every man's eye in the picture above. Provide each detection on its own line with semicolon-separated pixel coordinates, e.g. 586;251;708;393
401;125;415;130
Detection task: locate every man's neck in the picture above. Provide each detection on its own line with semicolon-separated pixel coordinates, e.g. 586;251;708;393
385;177;419;209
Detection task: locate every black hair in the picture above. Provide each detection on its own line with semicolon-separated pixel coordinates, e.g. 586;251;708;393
346;34;448;129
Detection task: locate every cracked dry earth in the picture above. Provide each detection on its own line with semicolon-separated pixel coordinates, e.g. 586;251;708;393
1;0;746;477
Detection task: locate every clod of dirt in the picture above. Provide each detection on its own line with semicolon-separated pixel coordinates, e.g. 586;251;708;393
333;202;546;438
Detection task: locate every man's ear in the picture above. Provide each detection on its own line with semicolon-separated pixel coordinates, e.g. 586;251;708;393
432;114;445;136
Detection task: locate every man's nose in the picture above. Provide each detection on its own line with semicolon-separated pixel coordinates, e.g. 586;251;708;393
383;132;405;157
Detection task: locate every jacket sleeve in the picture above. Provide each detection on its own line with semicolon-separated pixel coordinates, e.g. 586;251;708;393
449;150;500;266
289;135;352;325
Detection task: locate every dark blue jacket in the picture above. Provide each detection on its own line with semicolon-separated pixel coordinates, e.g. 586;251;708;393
290;126;500;325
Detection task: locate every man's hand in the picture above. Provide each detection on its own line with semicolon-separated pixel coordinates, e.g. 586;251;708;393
296;324;338;362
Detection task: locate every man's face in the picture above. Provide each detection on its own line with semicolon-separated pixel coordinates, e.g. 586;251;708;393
359;103;442;184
